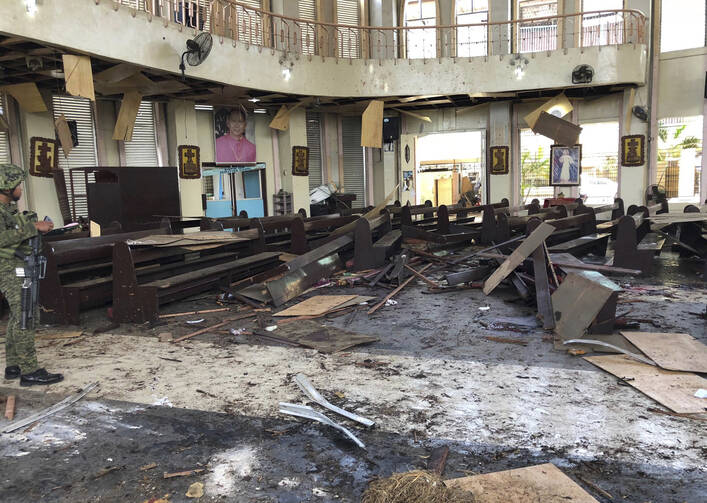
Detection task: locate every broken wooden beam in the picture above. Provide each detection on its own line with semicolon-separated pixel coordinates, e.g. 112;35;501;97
476;252;642;275
403;264;439;288
171;311;257;343
368;263;433;315
159;307;230;319
483;222;556;295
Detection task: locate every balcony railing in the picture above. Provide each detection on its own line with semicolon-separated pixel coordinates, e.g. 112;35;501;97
109;1;647;60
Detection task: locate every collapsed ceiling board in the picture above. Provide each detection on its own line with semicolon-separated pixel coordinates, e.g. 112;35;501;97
531;112;582;146
274;295;359;317
361;100;384;149
54;114;74;158
112;91;143;141
445;463;599;503
585;354;707;414
620;332;707;373
1;82;47;112
523;93;573;128
62;54;95;101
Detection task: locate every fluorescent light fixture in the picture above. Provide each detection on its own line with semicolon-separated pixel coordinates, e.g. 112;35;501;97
282;67;292;81
253;109;267;114
248;97;260;103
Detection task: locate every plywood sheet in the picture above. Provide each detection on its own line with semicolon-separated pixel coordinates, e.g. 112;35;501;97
361;100;384;148
62;54;95;101
445;463;598;503
620;332;707;373
274;295;359;317
2;82;47;112
269;102;306;131
523;93;572;129
94;63;140;84
113;91;142;141
584;354;707;414
483;222;555;295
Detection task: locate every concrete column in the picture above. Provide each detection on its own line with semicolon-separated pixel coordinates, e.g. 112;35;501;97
488;101;513;203
437;0;454;58
277;108;310;214
167;100;203;218
17;110;62;224
618;87;650;207
489;0;511;56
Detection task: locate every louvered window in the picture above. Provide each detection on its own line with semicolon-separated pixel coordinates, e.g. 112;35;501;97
235;0;263;45
341;117;365;207
298;0;317;55
336;0;360;58
306;111;323;190
0;94;11;164
124;101;159;166
51;95;98;219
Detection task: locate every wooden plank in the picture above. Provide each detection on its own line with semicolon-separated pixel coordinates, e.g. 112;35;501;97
584;354;707;414
404;264;439;288
361;100;384;148
427;446;449;476
62;54;95;101
483;222;555;295
1;82;47;112
532;244;555;330
368;263;433;315
5;395;15;421
172;312;256;343
446;463;598;503
274;295;358;317
478;251;642;275
620;332;707;373
112;91;142;141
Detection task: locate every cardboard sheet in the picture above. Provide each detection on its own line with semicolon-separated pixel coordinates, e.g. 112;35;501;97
445;463;598;503
584;354;707;414
274;295;359;317
523;93;573;129
620;332;707;373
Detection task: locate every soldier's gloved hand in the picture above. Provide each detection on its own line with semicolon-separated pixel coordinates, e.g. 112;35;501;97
34;221;53;233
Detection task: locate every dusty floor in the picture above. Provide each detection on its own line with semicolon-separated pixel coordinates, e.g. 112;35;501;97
0;248;705;502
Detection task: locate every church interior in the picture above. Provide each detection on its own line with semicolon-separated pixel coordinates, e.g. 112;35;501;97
0;1;705;502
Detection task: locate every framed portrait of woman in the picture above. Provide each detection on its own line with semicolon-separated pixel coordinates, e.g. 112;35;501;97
550;144;582;186
214;106;257;163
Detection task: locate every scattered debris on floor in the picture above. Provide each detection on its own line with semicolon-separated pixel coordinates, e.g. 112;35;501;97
361;470;474;503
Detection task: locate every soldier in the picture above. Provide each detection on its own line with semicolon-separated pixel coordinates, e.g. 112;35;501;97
0;163;63;386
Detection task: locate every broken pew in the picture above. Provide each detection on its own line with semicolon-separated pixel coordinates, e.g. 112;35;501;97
352;211;402;270
613;207;666;274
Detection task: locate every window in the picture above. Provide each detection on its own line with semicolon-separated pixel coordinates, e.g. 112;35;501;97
298;0;317;55
582;0;624;47
306;111;324;190
337;0;361;58
456;0;488;57
51;95;99;219
341;117;366;206
517;0;558;53
124;101;159;166
235;0;263;45
520;129;553;203
404;0;437;59
661;0;705;53
0;94;11;164
578;122;619;205
657;116;703;203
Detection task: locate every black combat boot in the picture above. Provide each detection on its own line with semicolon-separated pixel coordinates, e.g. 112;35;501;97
20;368;64;386
4;366;21;379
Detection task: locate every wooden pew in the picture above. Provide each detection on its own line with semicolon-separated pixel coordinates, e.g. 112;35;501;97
545;206;611;257
111;228;281;323
40;228;170;325
352;211;402;270
613;207;666;274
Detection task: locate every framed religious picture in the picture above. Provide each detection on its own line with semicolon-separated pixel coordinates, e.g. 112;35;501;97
550;144;582;186
178;145;201;179
621;134;645;167
292;145;309;176
29;137;58;178
489;146;509;175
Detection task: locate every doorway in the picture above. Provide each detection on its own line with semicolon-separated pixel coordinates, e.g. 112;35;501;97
414;131;486;206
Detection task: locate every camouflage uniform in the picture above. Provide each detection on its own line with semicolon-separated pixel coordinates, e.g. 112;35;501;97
0;164;39;374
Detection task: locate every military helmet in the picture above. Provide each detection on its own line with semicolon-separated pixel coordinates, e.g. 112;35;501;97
0;163;26;190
